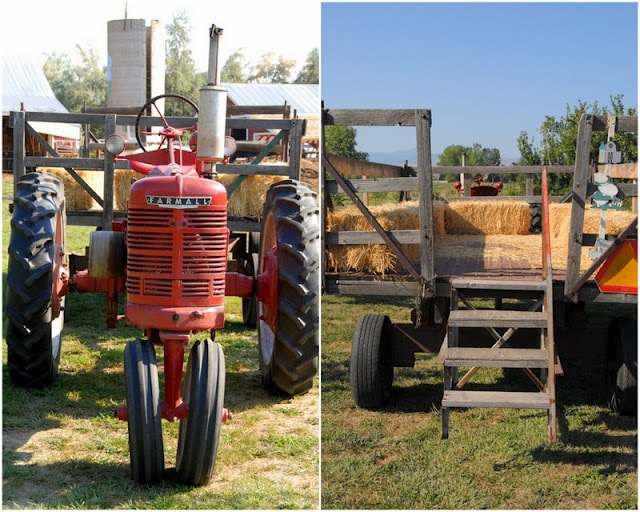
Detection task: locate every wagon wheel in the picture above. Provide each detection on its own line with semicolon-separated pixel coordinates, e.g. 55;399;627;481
5;172;66;388
176;339;226;486
607;317;637;416
134;93;198;152
258;180;320;396
242;232;260;328
123;339;164;484
351;314;394;409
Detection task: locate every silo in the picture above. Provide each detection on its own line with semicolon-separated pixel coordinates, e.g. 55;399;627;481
107;19;147;110
107;18;165;143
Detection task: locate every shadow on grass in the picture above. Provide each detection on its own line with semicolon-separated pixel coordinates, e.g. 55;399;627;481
2;456;307;509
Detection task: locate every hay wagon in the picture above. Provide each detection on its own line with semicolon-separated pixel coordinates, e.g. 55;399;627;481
322;108;637;442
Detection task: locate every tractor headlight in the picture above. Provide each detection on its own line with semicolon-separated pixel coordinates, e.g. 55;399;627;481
105;134;126;155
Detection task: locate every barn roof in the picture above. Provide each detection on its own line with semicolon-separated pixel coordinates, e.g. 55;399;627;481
2;56;80;139
223;83;318;116
2;56;68;115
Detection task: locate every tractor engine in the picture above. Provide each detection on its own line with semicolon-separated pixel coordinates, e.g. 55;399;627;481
125;165;229;332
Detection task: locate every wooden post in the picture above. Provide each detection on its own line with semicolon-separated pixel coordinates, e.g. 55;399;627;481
10;110;26;196
415;109;435;297
564;114;593;301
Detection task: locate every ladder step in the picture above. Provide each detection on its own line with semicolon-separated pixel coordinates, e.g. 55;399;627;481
448;309;548;328
450;278;546;292
442;390;551;409
444;347;549;368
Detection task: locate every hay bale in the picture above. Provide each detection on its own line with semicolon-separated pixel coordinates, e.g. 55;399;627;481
114;170;144;211
42;168;95;210
327;199;636;275
444;201;531;235
326;200;446;275
217;173;287;217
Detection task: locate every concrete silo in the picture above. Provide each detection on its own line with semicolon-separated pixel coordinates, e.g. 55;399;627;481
107;18;165;141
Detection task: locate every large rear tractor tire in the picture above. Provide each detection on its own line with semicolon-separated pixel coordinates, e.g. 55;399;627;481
351;314;394;409
607;317;637;416
123;339;164;484
176;339;226;486
6;172;66;388
258;180;319;396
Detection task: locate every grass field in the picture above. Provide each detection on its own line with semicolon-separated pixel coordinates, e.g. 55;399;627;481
320;294;637;509
2;175;319;509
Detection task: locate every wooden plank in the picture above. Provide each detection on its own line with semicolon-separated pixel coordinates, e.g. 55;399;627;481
445;347;548;368
325;177;419;194
25;157;107;170
218;164;291;176
326;154;407;178
325;229;420;245
448;309;548;328
442;390;550;409
598;162;637;179
323;108;419;127
324;279;419;296
592;115;637;133
450;278;546;292
433;165;575;175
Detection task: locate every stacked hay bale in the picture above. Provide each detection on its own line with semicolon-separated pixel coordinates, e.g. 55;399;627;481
41;168;103;210
217;174;288;216
326;200;636;274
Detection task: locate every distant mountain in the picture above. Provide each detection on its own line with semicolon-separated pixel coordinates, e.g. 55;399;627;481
366;148;433;167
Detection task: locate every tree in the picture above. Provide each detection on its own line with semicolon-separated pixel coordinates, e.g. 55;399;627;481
324;126;368;161
518;95;637;195
44;48;107;113
248;53;295;84
164;11;201;112
437;143;501;181
221;50;248;83
295;48;319;84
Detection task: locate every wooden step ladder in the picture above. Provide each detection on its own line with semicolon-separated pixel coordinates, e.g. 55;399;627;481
441;167;558;443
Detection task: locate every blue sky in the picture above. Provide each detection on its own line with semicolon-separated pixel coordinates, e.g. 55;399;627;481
321;2;638;162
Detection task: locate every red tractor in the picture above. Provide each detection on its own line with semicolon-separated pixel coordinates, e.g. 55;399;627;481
5;24;319;486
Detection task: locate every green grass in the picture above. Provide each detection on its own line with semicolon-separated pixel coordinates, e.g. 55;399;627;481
320;294;637;509
2;174;319;509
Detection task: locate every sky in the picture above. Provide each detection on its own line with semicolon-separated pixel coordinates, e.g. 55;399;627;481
1;0;319;74
321;1;638;161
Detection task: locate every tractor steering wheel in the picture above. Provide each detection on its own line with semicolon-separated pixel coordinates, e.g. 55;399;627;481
135;94;199;152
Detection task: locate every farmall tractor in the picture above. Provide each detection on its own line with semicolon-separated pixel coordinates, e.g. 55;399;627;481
5;25;319;486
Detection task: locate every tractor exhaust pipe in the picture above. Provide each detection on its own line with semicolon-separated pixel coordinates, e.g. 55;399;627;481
197;24;227;166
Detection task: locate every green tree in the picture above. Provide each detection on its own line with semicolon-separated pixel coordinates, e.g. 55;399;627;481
44;47;107;113
294;48;319;84
248;53;295;84
221;50;248;83
518;95;637;195
437;143;501;181
164;11;201;112
324;126;368;160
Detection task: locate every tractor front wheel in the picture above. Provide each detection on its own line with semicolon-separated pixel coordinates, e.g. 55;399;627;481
257;180;319;396
176;339;226;486
6;172;66;388
123;339;164;484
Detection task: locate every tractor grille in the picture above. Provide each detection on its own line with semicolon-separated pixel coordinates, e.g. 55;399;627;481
126;207;227;301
